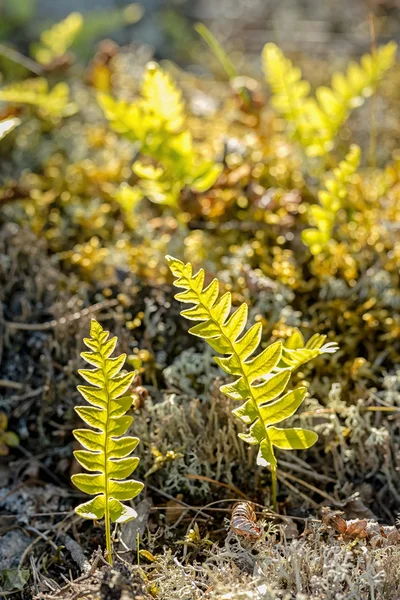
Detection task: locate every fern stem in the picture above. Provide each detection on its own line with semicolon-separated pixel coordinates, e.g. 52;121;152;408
270;466;277;512
105;504;112;565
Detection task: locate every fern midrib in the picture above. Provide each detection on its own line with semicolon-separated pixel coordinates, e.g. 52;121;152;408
99;345;111;532
189;279;271;448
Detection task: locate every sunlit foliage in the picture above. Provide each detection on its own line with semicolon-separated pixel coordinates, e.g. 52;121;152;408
0;78;76;119
302;144;361;254
99;62;222;208
31;12;83;65
263;42;397;156
72;319;143;564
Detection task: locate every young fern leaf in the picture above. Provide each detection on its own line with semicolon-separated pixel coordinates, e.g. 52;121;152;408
167;256;318;509
72;319;143;564
263;42;396;156
302;144;361;254
280;329;338;370
0;78;75;119
140;62;185;134
262;43;312;149
99;62;222;210
31;12;83;65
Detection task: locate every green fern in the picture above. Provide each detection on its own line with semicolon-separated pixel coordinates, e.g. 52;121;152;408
31;12;83;65
302;144;361;254
263;42;396;156
99;62;222;209
72;319;143;565
262;43;312;150
280;329;338;370
166;257;336;510
0;78;76;119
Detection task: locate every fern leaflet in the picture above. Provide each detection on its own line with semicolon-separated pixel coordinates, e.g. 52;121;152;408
280;329;338;370
72;319;143;564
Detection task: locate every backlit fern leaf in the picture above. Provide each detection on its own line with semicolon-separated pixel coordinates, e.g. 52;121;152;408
0;78;75;119
262;43;312;148
280;329;338;370
263;42;397;156
72;319;143;563
98;62;185;147
99;62;221;209
32;12;83;65
139;62;185;133
166;256;318;473
302;144;361;254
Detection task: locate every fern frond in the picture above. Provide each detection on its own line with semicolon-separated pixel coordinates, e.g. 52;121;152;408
32;12;83;65
72;319;143;563
139;62;185;133
97;93;145;142
262;43;311;147
263;42;397;156
302;144;361;254
98;62;184;146
166;256;318;471
307;42;397;156
280;329;339;370
99;62;221;210
0;78;75;119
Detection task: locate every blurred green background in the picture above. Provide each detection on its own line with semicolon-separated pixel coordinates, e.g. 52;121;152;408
1;0;400;68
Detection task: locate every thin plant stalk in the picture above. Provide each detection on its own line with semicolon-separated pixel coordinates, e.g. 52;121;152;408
271;467;277;512
105;507;112;565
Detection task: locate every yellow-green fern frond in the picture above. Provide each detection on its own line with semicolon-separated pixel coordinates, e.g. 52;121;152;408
32;12;83;65
263;42;397;156
0;78;76;119
302;144;361;254
166;256;318;472
99;62;221;210
139;62;185;133
306;42;397;156
72;319;143;564
280;329;339;370
98;62;184;145
97;93;145;142
262;43;311;147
